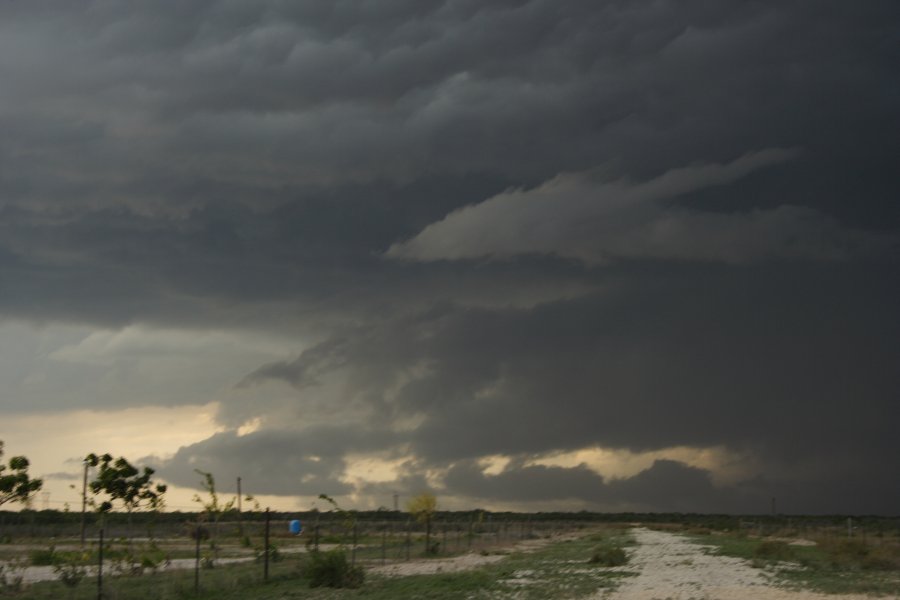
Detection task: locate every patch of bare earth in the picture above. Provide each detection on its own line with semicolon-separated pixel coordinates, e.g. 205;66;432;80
598;528;891;600
368;529;591;577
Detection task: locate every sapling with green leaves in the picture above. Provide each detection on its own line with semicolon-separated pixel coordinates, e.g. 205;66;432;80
86;453;167;539
407;492;439;555
0;441;43;508
192;469;237;561
317;493;361;545
306;494;365;588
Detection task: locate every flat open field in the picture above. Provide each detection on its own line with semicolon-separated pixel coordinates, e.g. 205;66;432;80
2;522;898;599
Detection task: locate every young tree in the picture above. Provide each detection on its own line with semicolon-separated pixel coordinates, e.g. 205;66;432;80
306;494;365;588
317;493;356;535
192;469;236;554
86;453;166;537
0;441;43;507
407;492;438;555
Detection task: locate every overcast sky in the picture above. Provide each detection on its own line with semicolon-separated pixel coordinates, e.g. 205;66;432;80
1;1;898;515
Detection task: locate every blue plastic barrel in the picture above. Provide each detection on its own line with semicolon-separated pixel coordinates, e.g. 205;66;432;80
289;519;302;535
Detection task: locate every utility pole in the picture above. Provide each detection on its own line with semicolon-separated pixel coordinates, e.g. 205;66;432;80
393;493;399;512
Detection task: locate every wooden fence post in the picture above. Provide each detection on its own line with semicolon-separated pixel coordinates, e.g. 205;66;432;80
264;508;270;581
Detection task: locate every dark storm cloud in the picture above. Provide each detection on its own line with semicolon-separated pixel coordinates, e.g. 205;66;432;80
443;459;753;513
443;460;609;504
2;1;898;213
156;429;361;497
250;266;899;458
236;263;900;512
1;2;898;512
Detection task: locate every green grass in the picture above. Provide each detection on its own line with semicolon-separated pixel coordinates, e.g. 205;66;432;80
469;530;636;600
11;527;636;600
691;531;900;596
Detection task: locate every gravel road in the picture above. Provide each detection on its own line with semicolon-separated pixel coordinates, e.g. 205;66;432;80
600;528;894;600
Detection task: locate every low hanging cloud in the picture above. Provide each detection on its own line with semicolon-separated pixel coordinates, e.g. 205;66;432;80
388;149;896;265
156;429;356;498
227;265;900;514
442;459;751;513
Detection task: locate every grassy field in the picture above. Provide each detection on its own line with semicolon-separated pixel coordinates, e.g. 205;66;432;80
2;526;634;599
688;528;900;596
11;520;900;598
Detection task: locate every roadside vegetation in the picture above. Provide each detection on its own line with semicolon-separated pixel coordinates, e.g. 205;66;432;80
2;525;634;599
687;527;900;596
6;491;900;600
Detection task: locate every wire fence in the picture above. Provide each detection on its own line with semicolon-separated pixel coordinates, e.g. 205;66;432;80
0;511;597;599
2;511;898;599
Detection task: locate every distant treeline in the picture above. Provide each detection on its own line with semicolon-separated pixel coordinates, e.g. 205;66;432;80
1;509;898;529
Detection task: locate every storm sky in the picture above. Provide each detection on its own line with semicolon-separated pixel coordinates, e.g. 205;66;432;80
1;1;898;515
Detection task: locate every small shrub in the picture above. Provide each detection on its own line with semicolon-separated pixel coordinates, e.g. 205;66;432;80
143;544;169;572
254;544;283;563
865;543;900;571
754;540;794;561
110;555;142;577
54;562;88;588
305;549;364;588
0;558;27;593
29;546;57;566
588;546;628;567
818;538;900;571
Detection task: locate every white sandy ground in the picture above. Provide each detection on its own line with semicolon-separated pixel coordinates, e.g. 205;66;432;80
9;556;251;584
367;530;587;577
4;543;332;584
368;552;508;577
597;528;898;600
5;529;898;600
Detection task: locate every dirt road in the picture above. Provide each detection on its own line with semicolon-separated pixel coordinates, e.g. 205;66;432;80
601;528;893;600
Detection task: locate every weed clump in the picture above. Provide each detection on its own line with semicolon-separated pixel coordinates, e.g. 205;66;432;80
254;544;282;563
304;548;364;588
54;562;88;588
588;546;628;567
754;540;794;561
817;539;900;571
29;547;55;566
0;558;26;593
